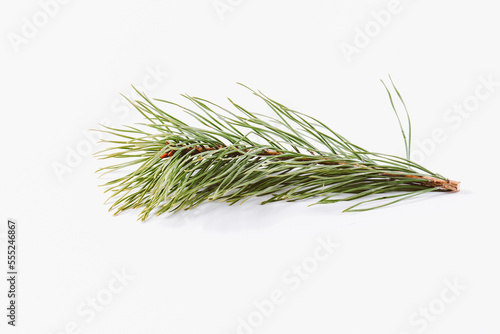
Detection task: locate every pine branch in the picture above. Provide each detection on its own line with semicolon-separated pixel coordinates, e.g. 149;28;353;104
95;81;459;221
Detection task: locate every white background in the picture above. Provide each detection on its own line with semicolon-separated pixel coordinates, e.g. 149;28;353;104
1;0;499;333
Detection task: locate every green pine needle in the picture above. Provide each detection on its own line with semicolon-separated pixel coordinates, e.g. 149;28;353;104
95;80;459;221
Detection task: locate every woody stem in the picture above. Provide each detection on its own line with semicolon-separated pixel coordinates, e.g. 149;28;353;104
162;144;460;192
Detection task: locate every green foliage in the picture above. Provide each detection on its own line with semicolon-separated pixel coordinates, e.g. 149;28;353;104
95;82;455;221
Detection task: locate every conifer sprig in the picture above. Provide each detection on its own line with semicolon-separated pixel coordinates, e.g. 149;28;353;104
95;81;459;221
